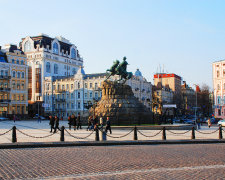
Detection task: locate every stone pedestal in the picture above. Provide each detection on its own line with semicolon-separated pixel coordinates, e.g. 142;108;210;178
91;81;153;125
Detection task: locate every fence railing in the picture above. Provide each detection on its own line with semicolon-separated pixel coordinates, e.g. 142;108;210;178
0;126;224;143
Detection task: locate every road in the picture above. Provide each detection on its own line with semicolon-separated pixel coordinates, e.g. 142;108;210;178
0;144;224;179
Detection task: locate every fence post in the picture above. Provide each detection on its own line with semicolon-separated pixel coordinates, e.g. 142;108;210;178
100;129;107;141
133;126;138;140
162;127;166;140
95;128;99;141
191;126;195;139
219;126;223;139
60;126;65;142
12;126;17;143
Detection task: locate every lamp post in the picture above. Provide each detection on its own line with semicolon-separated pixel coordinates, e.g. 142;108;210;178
194;84;198;124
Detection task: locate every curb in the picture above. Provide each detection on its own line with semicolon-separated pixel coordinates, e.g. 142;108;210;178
0;139;224;149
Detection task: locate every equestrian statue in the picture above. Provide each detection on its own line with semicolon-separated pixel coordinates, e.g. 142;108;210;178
106;56;133;83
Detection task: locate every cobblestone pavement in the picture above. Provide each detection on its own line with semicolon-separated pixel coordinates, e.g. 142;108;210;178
0;144;224;179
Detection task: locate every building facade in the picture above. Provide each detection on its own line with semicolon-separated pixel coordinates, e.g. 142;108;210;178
0;45;28;117
152;82;173;115
20;34;83;104
43;68;152;118
154;73;182;94
212;60;225;118
181;81;196;115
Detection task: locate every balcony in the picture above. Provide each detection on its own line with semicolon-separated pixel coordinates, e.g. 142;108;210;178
0;88;11;92
0;99;11;103
0;75;11;79
55;89;66;93
55;108;65;112
55;99;66;102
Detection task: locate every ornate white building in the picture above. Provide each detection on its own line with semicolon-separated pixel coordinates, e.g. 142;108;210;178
20;34;83;104
43;67;152;118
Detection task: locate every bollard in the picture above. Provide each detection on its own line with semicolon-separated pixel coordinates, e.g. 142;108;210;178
162;127;166;140
219;126;223;139
12;126;17;143
133;126;138;140
95;128;99;141
191;126;195;139
100;129;107;141
60;126;65;142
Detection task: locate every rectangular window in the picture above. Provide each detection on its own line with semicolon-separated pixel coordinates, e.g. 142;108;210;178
90;83;92;88
85;83;87;88
217;70;220;78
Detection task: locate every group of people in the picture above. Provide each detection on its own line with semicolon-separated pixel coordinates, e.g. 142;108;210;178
87;116;112;134
49;115;60;133
49;113;112;134
67;113;82;130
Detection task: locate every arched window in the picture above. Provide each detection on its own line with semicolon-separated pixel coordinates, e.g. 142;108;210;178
13;71;16;78
24;41;31;52
53;42;59;54
22;72;25;78
54;64;58;74
78;92;80;99
46;62;51;73
71;48;76;59
12;59;15;64
17;60;19;64
78;82;80;89
17;72;21;78
21;60;24;65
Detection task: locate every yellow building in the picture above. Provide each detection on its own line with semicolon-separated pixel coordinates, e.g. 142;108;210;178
0;45;28;118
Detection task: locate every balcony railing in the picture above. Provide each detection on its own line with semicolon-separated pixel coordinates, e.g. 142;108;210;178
0;75;11;79
0;99;11;103
0;88;11;91
55;99;66;102
55;108;65;112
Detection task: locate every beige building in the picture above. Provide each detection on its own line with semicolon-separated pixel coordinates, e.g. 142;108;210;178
152;82;173;115
43;67;152;118
154;73;181;94
0;45;28;118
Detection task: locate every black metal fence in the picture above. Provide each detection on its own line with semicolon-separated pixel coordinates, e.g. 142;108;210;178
0;126;224;143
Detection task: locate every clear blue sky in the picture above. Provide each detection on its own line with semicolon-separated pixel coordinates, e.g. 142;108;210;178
1;0;225;89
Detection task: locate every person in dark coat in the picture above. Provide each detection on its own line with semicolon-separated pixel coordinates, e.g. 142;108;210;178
53;115;60;133
68;115;72;130
93;116;98;130
105;117;112;134
49;115;55;133
71;114;76;130
87;116;92;131
76;113;82;130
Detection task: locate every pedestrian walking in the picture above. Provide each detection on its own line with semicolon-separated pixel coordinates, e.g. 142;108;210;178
76;113;82;130
60;116;63;121
99;117;104;130
49;115;55;133
71;114;76;130
13;114;16;123
38;116;41;123
87;116;92;131
207;118;212;128
90;116;94;130
53;115;60;133
93;115;98;130
105;117;112;134
68;115;72;130
197;118;201;129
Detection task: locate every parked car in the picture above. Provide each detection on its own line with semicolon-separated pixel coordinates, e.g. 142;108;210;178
0;117;9;121
183;119;195;124
217;120;225;127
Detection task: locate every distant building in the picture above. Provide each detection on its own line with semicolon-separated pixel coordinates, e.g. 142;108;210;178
0;45;28;117
152;82;173;115
43;67;152;118
19;34;83;116
212;60;225;118
181;81;195;115
154;73;182;94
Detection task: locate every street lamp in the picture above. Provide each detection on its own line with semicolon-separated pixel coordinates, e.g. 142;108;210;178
193;84;198;124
